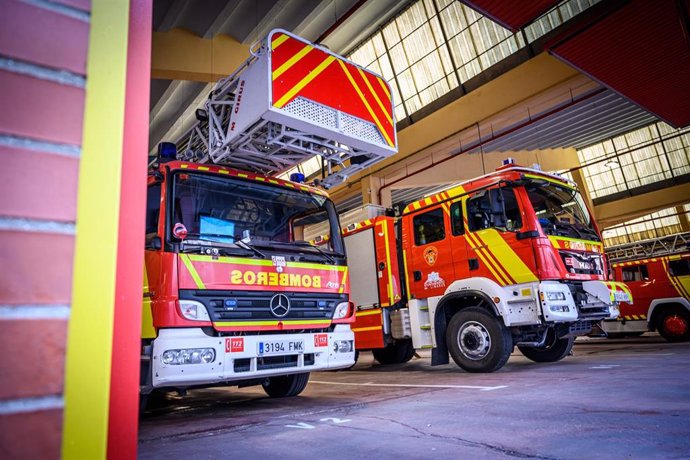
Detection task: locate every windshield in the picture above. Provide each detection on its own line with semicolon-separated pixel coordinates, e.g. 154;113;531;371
170;172;344;256
525;181;599;241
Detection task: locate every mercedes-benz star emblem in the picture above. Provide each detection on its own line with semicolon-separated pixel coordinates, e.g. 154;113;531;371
269;294;290;318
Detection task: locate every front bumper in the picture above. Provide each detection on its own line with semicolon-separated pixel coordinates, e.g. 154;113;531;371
151;326;354;388
539;280;623;323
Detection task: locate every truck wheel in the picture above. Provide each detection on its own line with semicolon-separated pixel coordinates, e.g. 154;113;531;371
262;372;310;398
446;307;512;373
372;339;415;365
656;307;690;342
518;330;574;362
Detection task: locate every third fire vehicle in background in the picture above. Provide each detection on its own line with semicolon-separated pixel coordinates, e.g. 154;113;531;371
342;160;631;372
601;233;690;342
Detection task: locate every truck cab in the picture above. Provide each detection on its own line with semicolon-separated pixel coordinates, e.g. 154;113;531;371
346;162;631;372
141;160;355;399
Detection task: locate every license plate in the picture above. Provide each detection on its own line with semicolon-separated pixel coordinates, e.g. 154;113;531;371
613;291;630;302
258;339;304;356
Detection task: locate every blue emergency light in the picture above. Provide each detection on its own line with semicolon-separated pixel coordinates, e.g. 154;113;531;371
158;142;178;162
502;157;515;166
290;172;306;183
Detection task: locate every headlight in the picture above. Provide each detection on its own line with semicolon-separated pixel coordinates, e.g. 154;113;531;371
332;340;353;353
179;300;211;321
161;348;216;365
332;301;351;320
545;291;566;301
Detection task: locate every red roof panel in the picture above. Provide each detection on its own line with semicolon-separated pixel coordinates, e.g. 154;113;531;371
459;0;560;32
550;0;690;128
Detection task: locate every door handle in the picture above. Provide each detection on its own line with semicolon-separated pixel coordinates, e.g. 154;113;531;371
468;258;479;270
413;270;422;281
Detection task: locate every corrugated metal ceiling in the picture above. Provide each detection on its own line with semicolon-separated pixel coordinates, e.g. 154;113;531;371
388;88;656;208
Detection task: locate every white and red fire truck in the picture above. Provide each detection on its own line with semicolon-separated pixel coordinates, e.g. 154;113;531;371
140;29;397;403
343;161;631;372
601;232;690;341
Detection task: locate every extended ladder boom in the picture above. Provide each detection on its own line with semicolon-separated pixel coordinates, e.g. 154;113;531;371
606;232;690;262
175;29;398;189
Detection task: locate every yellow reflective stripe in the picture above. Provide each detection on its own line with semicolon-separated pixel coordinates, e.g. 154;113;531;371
62;0;130;458
524;173;575;189
474;229;538;284
339;267;348;294
357;67;393;125
376;75;391;99
378;220;394;304
402;249;412;300
466;236;509;286
352;326;383;333
274;55;336;108
214;319;332;327
337;59;394;147
465;230;511;286
180;254;206;289
356;309;383;317
186;254;346;272
142;264;156;339
271;33;289;50
548;235;603;251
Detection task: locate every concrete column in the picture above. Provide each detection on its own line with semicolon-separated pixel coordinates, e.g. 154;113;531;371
362;175;381;206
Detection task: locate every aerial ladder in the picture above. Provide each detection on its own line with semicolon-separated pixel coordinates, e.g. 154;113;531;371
173;29;398;188
605;232;690;263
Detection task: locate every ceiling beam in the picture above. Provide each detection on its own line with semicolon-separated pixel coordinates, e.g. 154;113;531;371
594;182;690;228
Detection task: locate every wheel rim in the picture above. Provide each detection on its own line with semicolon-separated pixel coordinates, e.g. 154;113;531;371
663;315;688;337
458;321;491;360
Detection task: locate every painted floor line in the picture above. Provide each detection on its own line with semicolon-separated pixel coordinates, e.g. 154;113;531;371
310;380;507;391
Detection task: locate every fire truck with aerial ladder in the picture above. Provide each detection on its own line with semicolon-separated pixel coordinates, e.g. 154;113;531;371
339;161;632;372
600;232;690;342
140;29;397;405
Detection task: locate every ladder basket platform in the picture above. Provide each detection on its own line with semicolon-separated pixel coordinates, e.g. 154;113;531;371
177;29;398;188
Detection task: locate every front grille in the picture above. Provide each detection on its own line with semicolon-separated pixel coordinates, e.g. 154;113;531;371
180;289;346;322
232;353;317;373
559;250;604;276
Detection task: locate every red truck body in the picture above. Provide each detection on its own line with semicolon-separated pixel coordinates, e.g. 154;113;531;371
603;251;690;341
344;162;631;372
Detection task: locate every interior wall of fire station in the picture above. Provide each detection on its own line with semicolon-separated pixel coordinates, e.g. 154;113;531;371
1;1;151;459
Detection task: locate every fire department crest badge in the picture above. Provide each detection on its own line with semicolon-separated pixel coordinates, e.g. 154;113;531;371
423;246;438;266
424;272;446;290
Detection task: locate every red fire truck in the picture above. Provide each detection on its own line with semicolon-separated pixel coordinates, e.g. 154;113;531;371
601;233;690;342
343;161;631;372
140;29;397;403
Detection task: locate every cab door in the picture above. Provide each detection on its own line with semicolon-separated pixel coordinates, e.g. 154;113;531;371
407;205;454;299
464;187;538;288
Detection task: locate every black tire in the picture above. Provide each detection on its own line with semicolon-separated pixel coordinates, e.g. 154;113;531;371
446;307;513;373
372;339;415;365
518;329;574;363
655;307;690;342
262;372;310;398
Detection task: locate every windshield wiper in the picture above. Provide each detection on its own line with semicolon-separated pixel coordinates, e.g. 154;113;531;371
181;233;267;258
235;239;267;259
288;240;336;264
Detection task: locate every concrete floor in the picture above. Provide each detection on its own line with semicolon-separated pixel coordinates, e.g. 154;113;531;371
139;335;690;459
